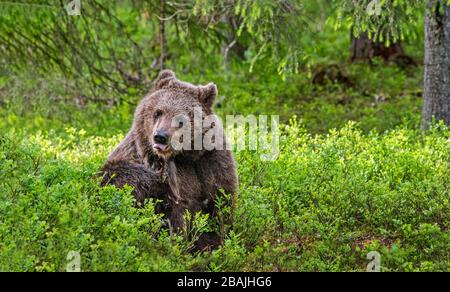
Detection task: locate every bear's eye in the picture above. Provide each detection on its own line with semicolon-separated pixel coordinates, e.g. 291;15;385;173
178;121;184;128
154;110;163;120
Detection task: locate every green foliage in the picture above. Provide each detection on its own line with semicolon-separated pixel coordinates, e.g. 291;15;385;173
332;0;426;43
0;131;201;271
0;0;157;96
227;121;449;271
1;117;449;271
192;0;307;74
0;0;340;93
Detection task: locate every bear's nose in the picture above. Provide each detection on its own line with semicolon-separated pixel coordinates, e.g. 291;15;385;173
154;130;169;145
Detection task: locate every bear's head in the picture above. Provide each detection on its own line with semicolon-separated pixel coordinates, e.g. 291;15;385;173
133;70;221;160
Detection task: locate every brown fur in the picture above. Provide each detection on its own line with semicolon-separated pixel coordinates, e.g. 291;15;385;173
101;70;238;251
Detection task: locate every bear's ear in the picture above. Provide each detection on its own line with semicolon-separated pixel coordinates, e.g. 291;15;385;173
153;70;176;91
198;83;217;109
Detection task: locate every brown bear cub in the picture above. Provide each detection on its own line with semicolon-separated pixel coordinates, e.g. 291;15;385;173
101;70;238;251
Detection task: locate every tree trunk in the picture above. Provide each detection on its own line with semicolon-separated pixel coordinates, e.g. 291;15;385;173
351;32;401;62
422;0;450;129
350;30;415;67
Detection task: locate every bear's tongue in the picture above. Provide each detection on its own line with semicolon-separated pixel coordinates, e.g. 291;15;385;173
153;143;168;152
